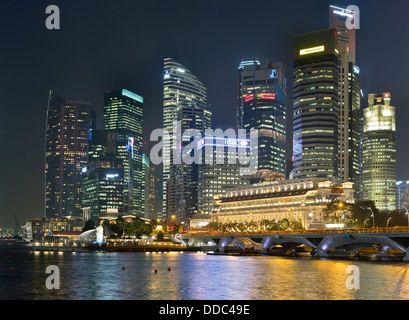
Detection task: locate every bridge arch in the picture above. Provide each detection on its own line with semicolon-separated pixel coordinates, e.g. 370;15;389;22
316;234;407;257
262;235;318;251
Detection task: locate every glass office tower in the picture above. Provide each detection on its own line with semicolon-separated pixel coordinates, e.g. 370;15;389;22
45;90;93;218
362;93;397;211
197;136;250;215
329;5;361;196
81;159;124;223
396;181;409;211
238;59;287;182
162;58;211;221
292;29;340;180
104;89;144;216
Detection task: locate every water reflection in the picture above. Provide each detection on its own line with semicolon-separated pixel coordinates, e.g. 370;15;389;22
1;245;409;300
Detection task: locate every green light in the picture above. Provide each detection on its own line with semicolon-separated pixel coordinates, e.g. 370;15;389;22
122;89;143;103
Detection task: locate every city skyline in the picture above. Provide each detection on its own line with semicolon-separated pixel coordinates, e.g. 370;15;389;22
1;0;409;224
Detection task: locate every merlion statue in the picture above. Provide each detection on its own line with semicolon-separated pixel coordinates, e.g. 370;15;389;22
96;222;104;243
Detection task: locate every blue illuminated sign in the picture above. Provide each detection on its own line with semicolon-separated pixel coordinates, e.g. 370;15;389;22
270;69;278;79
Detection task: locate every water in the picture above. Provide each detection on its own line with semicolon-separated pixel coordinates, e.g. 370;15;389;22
1;242;409;300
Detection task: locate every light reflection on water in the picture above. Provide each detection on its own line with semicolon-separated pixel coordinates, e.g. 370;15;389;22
1;245;409;300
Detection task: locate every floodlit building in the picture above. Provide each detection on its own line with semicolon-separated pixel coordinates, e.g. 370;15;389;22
212;178;355;230
362;93;397;211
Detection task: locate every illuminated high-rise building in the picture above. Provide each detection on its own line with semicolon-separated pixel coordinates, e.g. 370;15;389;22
329;5;361;196
81;159;124;223
396;181;409;211
197;136;250;215
362;93;396;211
238;59;287;181
162;58;211;221
104;89;144;216
167;105;212;223
45;90;93;218
292;29;339;180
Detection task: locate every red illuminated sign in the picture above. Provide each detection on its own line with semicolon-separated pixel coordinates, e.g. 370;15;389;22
244;94;254;102
259;93;276;100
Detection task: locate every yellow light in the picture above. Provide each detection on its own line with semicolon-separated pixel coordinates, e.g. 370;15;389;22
300;45;325;56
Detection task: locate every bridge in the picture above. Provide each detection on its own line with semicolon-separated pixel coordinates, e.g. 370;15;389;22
180;227;409;261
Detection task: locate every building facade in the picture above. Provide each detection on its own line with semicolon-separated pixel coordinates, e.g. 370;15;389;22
167;105;212;223
45;90;93;218
329;6;361;197
396;181;409;211
81;159;124;222
162;58;211;221
238;59;287;180
104;89;144;216
362;93;397;211
292;29;340;180
197;136;250;215
212;178;354;230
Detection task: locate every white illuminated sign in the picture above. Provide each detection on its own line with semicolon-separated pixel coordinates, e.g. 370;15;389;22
300;46;325;56
333;9;354;18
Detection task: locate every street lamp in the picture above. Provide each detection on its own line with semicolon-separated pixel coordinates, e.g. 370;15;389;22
369;208;375;228
364;219;370;229
403;205;409;227
338;203;344;224
387;217;393;229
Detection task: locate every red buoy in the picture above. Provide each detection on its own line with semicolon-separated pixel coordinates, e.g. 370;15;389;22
167;268;171;271
10;267;14;271
122;267;125;271
154;269;158;273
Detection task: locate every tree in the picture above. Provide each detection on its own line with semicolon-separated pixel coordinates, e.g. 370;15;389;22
281;219;290;230
82;220;95;233
156;230;164;240
290;220;304;231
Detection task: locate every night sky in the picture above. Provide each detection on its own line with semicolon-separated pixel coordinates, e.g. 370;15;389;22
1;0;408;224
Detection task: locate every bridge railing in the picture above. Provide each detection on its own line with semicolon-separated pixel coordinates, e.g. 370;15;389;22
184;227;409;237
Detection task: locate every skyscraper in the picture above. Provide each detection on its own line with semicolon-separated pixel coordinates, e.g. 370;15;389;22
292;29;340;180
81;159;125;222
104;89;144;216
238;59;287;181
362;93;397;211
329;5;361;196
197;135;250;215
45;90;93;218
162;58;211;221
396;181;409;211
